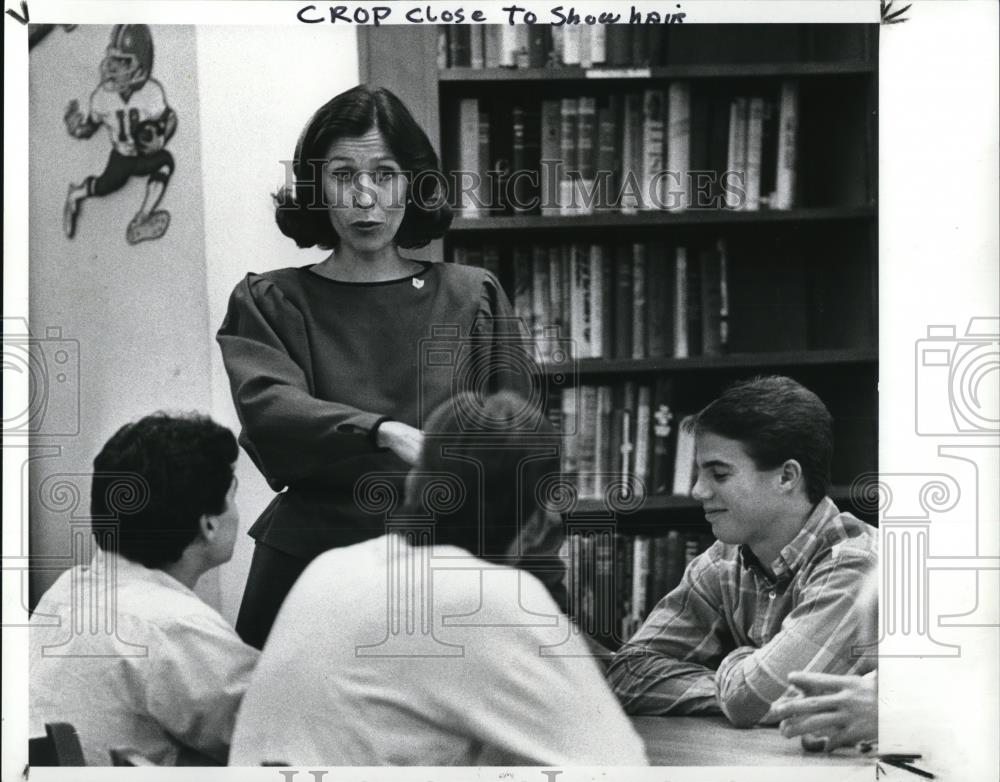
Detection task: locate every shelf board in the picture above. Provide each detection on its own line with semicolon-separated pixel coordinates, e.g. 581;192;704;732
575;485;861;516
439;61;875;84
539;348;877;376
449;206;875;233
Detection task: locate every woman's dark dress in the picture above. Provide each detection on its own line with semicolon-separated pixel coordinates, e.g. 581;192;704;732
217;261;563;647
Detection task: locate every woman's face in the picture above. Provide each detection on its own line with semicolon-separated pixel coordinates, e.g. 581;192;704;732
322;127;408;255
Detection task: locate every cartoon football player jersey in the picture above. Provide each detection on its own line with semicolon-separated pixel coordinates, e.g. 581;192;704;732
89;79;168;157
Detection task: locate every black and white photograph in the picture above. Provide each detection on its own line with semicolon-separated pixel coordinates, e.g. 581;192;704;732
4;2;998;780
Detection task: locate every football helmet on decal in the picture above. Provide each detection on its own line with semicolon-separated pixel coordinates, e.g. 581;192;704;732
99;24;154;93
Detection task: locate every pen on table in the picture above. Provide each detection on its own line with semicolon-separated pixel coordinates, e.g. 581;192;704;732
878;753;935;779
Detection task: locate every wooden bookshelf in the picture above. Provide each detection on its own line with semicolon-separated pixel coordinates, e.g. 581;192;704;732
450;206;874;233
439;60;876;83
359;24;879;528
548;348;877;377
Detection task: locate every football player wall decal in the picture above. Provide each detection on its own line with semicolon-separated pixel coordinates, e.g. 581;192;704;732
64;24;177;245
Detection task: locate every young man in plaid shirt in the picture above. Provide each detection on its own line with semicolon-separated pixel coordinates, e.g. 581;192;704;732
607;376;877;728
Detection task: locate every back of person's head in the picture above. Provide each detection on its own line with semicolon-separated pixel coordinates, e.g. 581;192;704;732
274;84;452;250
91;413;238;568
405;392;558;564
692;376;833;504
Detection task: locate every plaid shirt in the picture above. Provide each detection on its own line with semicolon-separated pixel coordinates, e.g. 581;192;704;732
606;498;878;726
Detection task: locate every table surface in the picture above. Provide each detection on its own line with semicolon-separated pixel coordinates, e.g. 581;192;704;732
632;716;873;766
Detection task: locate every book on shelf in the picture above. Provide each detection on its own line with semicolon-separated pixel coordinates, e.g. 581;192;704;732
759;98;779;208
469;25;485;69
540;100;561;217
528;25;550;68
569;244;591;358
547;245;565;343
613;244;633;359
620;92;644;213
499;26;519;68
531;245;551;359
456;99;485;217
634;384;653;489
641;89;666;211
588;244;606;359
775;79;800;210
699;239;730;355
673;246;689;358
620;380;637;479
605;24;630;68
561;386;579;475
436;28;448;70
558;98;579;216
449;25;471;68
666;81;692;212
646;25;665;67
594;385;613;482
484;26;501;68
725;97;749;210
650;377;676;495
596;95;621;212
672;414;698;496
631;242;648;359
630;535;651;637
511;101;541;214
588;26;607;68
576;96;598;216
576;386;598;497
562;24;582;66
744;96;765;211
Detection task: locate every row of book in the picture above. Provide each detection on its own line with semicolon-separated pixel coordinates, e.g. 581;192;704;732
453;239;730;360
452;81;800;216
554;379;698;501
436;23;861;71
563;530;715;648
439;24;676;71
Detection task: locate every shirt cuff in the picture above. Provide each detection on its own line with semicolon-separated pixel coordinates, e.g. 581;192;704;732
369;416;394;450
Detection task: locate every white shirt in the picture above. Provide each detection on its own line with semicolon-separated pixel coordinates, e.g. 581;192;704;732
89;78;168;156
230;535;648;766
30;550;259;766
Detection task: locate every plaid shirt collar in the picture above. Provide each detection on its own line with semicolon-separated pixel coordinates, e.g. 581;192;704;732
739;496;842;583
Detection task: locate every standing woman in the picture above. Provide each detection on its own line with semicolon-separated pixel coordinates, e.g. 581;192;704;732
217;85;541;649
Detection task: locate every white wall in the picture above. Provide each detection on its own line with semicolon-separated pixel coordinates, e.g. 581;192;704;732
196;25;359;623
28;24;217;604
29;24;360;624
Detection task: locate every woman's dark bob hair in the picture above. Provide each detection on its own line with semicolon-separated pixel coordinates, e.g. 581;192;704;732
274;85;452;250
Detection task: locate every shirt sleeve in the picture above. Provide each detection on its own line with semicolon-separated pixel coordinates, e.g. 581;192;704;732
216;274;392;488
714;545;878;728
606;551;731;716
139;614;260;763
471;270;536;399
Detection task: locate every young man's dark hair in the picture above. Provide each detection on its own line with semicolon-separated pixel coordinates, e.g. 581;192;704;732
91;412;238;568
690;375;833;504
